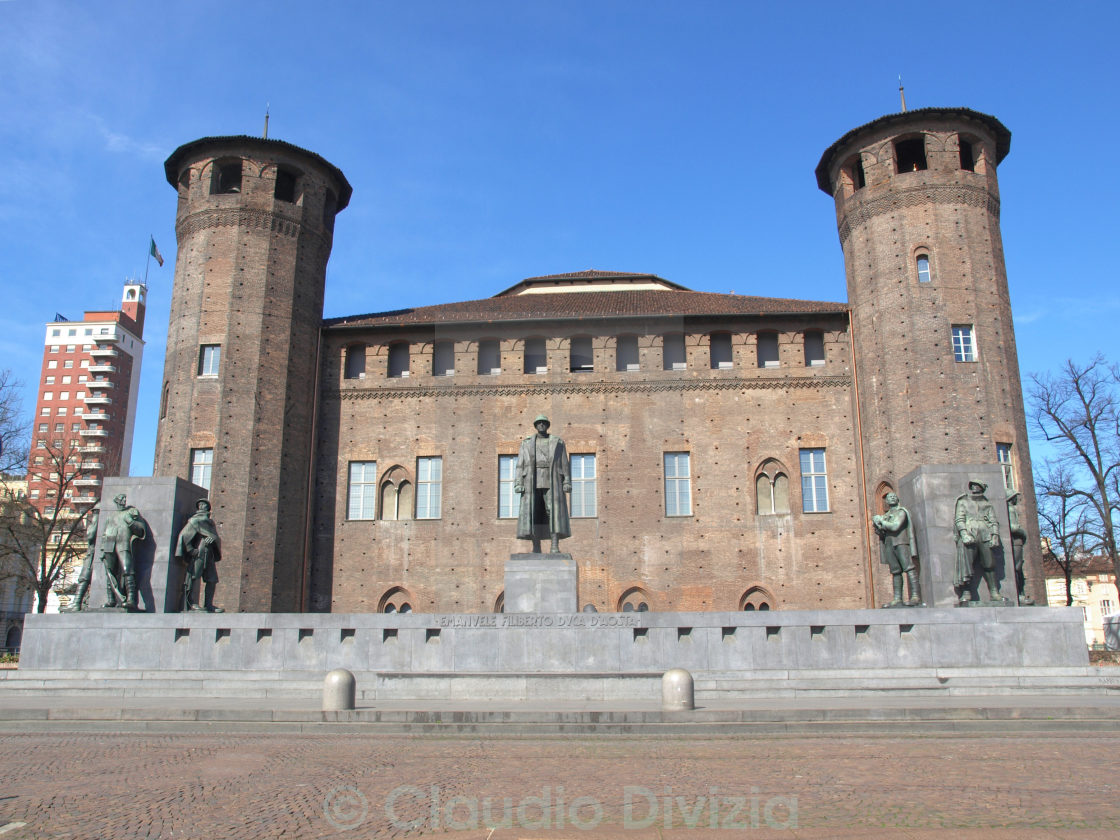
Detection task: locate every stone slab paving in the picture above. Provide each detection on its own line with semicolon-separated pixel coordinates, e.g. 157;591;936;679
0;731;1117;838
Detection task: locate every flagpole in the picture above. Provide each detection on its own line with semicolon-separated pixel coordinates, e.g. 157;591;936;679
144;237;152;286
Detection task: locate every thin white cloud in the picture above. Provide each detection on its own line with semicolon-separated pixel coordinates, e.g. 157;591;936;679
82;111;164;161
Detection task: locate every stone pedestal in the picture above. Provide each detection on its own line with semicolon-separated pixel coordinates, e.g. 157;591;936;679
90;477;209;613
899;464;1017;608
505;553;578;613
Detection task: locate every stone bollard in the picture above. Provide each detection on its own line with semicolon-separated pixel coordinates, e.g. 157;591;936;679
661;668;694;711
323;668;356;711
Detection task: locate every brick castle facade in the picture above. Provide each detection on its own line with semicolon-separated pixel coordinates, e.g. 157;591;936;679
154;107;1042;614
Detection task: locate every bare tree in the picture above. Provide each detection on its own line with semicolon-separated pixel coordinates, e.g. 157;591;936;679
0;369;28;475
0;439;98;612
1030;356;1120;583
1035;461;1093;605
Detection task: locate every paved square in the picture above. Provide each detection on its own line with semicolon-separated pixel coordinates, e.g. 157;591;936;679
0;731;1117;838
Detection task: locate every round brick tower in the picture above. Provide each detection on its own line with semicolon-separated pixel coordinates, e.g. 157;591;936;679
816;107;1041;601
157;136;351;612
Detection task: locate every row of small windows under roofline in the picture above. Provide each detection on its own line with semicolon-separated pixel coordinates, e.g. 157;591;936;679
843;133;982;192
180;160;338;230
341;331;829;380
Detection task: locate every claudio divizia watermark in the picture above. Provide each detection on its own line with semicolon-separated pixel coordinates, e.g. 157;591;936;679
324;783;797;832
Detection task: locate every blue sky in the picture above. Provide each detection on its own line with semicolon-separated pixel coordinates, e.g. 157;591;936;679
1;0;1116;474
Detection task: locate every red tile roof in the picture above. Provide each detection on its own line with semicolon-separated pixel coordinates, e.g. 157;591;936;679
325;288;848;329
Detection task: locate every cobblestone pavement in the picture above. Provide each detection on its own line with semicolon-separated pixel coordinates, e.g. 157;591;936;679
0;731;1117;839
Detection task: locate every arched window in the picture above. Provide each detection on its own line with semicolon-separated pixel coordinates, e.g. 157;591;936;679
494;592;505;614
616;335;639;371
958;135;976;172
210;160;242;194
274;167;299;203
756;459;790;515
739;586;774;611
160;382;170;419
844;153;866;191
916;253;932;283
709;332;733;369
379;466;413;521
617;586;651;612
894;136;927;173
379;586;414;614
343;345;366;380
387;342;410;378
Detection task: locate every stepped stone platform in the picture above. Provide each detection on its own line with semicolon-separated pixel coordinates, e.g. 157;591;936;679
8;605;1106;706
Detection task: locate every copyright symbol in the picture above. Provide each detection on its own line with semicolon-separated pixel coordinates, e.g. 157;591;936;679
324;785;368;831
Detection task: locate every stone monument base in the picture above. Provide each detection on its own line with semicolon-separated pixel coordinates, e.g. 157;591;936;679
505;553;577;613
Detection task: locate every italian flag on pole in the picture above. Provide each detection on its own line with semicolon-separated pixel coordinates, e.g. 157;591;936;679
150;237;164;267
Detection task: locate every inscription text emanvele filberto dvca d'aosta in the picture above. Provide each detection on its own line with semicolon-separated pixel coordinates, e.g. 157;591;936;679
436;615;640;629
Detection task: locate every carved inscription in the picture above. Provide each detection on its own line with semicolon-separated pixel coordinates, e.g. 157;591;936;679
435;615;640;629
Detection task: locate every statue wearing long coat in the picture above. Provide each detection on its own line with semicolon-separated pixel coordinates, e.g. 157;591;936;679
514;432;571;540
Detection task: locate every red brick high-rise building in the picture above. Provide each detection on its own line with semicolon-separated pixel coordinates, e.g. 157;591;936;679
26;282;147;516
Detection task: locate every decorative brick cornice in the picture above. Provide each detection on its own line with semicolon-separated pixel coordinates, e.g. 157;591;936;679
176;207;328;245
838;184;999;246
328;375;852;402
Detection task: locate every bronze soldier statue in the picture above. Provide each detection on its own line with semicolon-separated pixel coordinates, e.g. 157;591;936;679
61;503;99;612
872;492;923;607
175;498;224;613
514;414;571;553
99;493;145;610
1007;491;1035;605
953;479;1007;605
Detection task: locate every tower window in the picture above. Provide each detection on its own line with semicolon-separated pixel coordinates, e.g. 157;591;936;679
958;137;976;172
799;448;829;513
662;333;686;371
664;452;692;517
477;339;501;375
524;338;547;374
432;341;454;376
616;335;639;371
952;325;977;362
198;345;220;377
916;254;932;283
757;332;779;368
570;454;597;518
498;455;520;519
804;331;825;366
709;333;733;369
274;168;298;203
894;137;927;173
387;343;410;378
416;456;442;519
343;345;366;380
190;448;213;490
845;154;866;191
211;161;242;194
997;443;1015;492
569;336;593;372
347;461;377;520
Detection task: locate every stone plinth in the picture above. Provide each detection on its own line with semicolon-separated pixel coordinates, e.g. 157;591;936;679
505;553;577;613
91;477;209;613
899;465;1016;608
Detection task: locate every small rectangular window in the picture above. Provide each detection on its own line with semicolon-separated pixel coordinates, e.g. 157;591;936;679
190;448;213;490
569;337;593;372
387;343;410;378
198;344;221;376
347;461;377;520
498;454;520;519
616;335;639;371
212;161;242;194
524;338;546;374
664;452;692;517
804;331;825;366
416;457;442;519
663;334;686;371
343;345;366;380
709;333;733;369
478;339;501;375
952;326;976;362
274;168;298;203
895;137;927;173
800;448;829;513
997;443;1015;492
432;341;455;377
757;332;779;368
958;137;976;172
570;454;597;518
47;360;58;369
